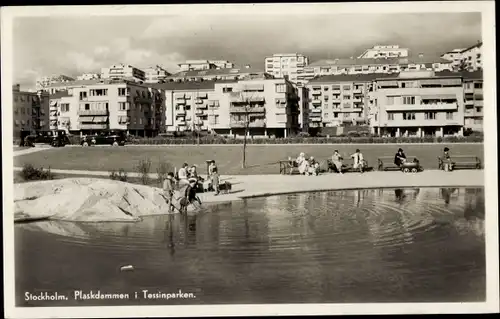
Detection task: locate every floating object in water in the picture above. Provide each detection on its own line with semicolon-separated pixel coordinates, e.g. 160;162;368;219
120;265;134;271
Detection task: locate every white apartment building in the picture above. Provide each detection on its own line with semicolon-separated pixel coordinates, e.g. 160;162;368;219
264;53;309;87
143;65;171;83
441;42;483;71
36;75;75;90
299;55;452;83
358;45;409;59
76;73;101;81
48;79;165;136
178;60;235;72
370;70;465;137
165;66;270;82
101;63;146;82
158;75;300;138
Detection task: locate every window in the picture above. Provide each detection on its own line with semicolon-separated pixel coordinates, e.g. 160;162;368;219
387;96;395;105
342;85;351;90
446;112;454;120
424;112;437;120
474;82;483;89
323;96;329;101
79;92;88;100
403;112;415;120
401;82;414;88
476;107;482;113
14;96;18;102
275;84;286;93
223;87;233;93
85;103;90;110
61;103;70;112
323;86;329;91
118;88;130;96
119;102;129;111
388;113;394;121
403;96;416;105
324;113;329;118
89;89;108;96
334;113;338;118
21;108;25;114
343;95;351;100
139;118;143;125
375;114;378;121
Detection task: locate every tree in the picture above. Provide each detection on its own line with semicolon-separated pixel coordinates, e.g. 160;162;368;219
235;86;257;169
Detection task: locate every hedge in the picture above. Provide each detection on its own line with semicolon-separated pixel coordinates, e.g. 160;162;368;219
124;135;483;145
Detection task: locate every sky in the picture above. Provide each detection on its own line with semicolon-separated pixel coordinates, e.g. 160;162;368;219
12;11;481;89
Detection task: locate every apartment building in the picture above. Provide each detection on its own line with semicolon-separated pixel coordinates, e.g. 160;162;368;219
165;66;269;82
264;53;309;86
296;86;309;132
441;42;483;71
178;60;234;72
306;74;395;128
144;65;171;83
300;55;452;83
370;70;465;137
36;75;75;90
13;84;50;137
48;79;165;136
101;63;146;82
462;70;483;131
76;73;101;81
357;45;409;59
157;75;300;138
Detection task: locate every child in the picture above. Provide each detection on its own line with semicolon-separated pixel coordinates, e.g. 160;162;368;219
351;149;365;173
212;167;220;196
163;172;175;213
443;147;453;172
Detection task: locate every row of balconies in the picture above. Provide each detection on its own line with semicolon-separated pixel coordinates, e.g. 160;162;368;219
229;119;266;128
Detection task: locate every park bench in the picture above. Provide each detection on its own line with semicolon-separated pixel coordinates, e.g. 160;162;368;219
327;159;372;173
279;160;301;175
377;156;418;171
438;155;481;170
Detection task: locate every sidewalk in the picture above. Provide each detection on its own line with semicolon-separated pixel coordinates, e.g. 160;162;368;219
13;167;484;204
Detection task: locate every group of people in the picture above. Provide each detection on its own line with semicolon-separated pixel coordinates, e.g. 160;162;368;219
330;149;366;174
162;160;222;214
290;149;367;175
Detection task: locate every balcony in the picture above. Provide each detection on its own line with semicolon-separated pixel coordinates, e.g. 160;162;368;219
196;104;208;110
311;90;322;96
353;88;363;94
310;117;322;122
311;100;321;105
78;109;108;116
310;108;322;113
338;108;363;113
230;106;265;114
79;123;108;130
353;97;363;103
230;119;266;128
385;102;458;112
195;99;204;104
475;100;484;107
195;110;206;116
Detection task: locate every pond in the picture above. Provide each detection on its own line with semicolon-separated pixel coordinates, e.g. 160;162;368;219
15;187;485;306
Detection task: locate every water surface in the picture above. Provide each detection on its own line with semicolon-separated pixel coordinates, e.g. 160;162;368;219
15;187;485;306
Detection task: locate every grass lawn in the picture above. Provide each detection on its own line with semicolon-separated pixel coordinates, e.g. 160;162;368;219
14;144;483;175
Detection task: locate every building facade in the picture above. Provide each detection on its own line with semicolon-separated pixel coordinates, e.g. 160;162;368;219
369;71;465;137
178;60;234;72
144;65;171;83
306;74;396;128
158;76;300;138
357;45;409;59
101;64;146;82
300;55;452;84
48;80;165;136
76;73;101;81
264;53;310;86
165;67;270;83
462;70;483;131
36;75;75;90
13;84;50;137
441;42;483;71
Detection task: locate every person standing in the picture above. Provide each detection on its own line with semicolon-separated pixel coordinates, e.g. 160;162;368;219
177;163;189;186
351;149;365;173
163;172;176;213
212;167;220;195
443;147;453;172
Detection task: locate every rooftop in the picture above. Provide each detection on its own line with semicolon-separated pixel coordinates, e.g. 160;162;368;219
47;78;152;88
167;67;267;78
308;55;450;68
49;90;72;99
153;80;234;91
308;73;399;84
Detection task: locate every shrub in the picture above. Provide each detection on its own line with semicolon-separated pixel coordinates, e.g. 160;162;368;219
21;164;53;181
297;132;310;138
136;159;152;185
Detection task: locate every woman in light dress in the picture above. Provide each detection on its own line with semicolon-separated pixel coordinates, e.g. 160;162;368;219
331;150;343;174
296;152;310;175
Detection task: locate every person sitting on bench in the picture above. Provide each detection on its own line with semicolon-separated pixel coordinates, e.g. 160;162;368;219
443;147;453;172
394;148;407;167
331;150;343;174
307;156;320;176
351;149;365;173
296;152;309;175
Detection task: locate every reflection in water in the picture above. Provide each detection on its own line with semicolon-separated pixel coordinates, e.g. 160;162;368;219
15;187;485;306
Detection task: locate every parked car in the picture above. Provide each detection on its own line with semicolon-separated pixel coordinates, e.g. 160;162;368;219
25;130;70;147
81;131;126;146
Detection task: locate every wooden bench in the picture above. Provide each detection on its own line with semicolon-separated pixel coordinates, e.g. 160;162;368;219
327;159;372;173
377;156;418;171
438;155;481;170
279;160;301;175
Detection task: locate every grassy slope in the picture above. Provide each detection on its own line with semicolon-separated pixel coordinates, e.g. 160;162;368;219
14;144;483;175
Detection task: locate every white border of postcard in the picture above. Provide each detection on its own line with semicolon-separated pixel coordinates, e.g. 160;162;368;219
2;1;498;317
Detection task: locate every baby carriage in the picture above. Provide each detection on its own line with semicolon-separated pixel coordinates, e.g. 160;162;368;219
400;158;424;173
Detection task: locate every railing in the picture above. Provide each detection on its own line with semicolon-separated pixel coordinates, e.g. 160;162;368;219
78;109;108;116
78;124;108;129
385;103;458;111
229;106;265;113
